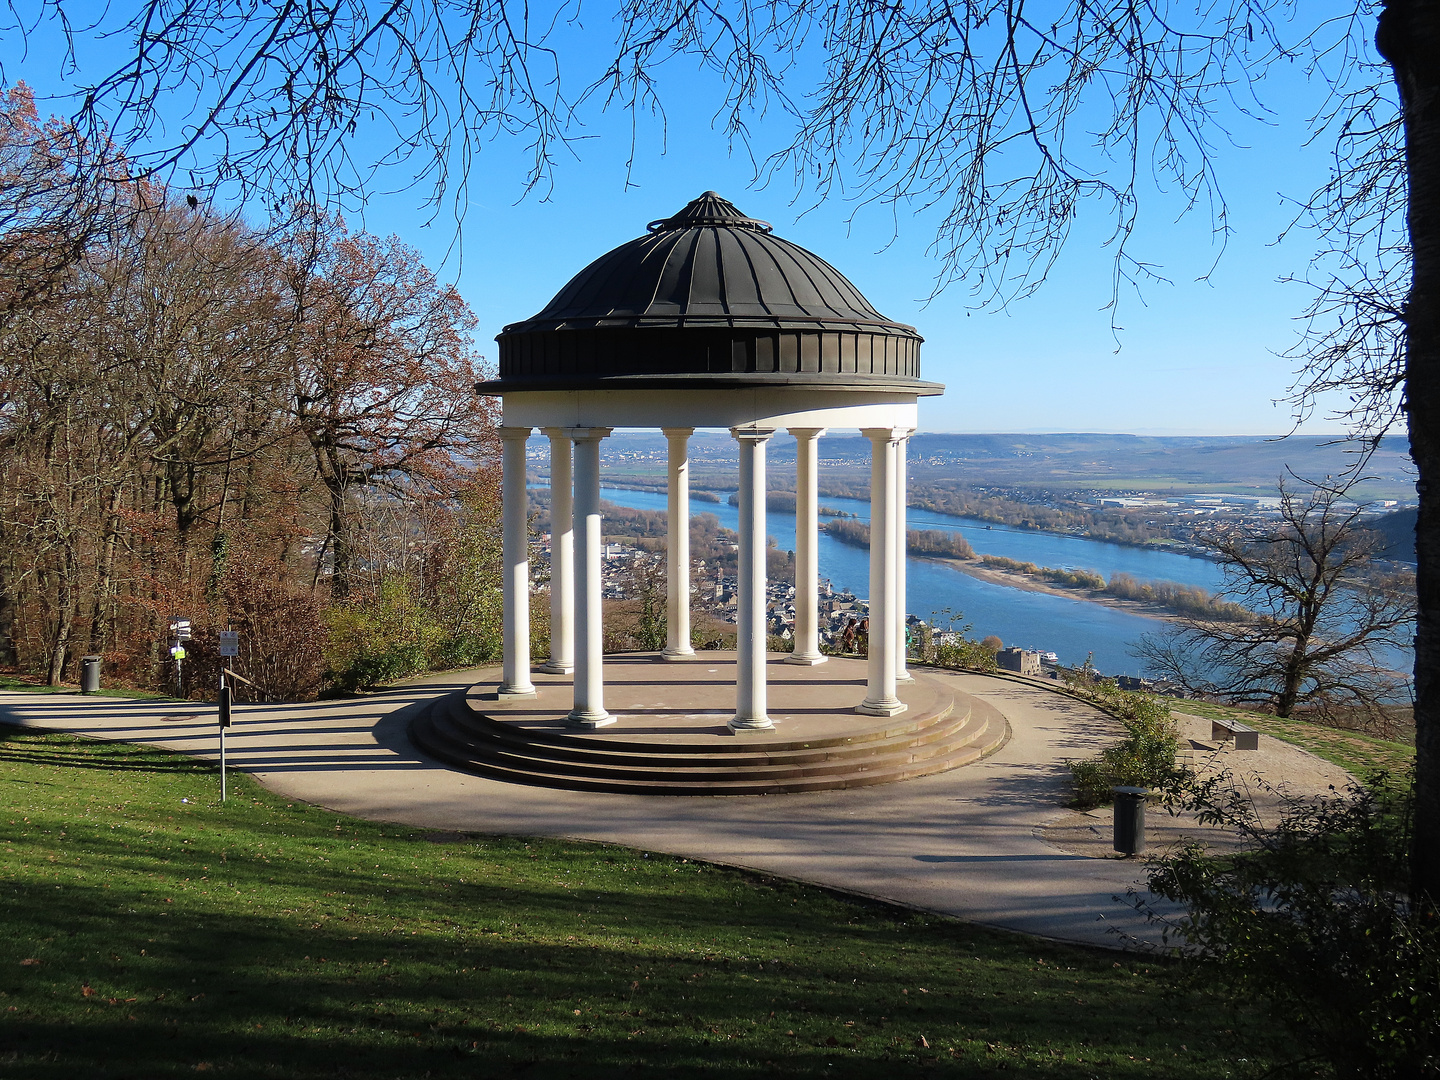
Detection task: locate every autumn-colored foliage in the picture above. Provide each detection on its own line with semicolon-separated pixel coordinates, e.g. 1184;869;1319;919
0;91;498;698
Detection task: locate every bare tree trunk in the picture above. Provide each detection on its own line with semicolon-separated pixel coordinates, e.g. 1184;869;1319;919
1378;0;1440;908
44;552;77;686
0;494;18;669
167;459;202;588
0;573;17;669
88;485;126;656
328;480;351;600
1277;650;1306;719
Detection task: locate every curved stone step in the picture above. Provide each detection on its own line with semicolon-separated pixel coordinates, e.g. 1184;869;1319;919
411;703;1004;795
409;661;1009;795
457;684;958;756
417;694;979;784
446;690;965;767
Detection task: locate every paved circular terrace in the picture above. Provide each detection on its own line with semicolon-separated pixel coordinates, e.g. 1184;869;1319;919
0;661;1249;949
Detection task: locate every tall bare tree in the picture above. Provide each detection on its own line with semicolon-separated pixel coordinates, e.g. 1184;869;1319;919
276;213;491;600
1136;480;1416;719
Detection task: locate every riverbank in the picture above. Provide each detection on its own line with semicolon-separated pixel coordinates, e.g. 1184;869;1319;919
929;556;1188;624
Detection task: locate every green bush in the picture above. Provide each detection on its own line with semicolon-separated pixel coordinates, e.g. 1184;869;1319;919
911;609;998;673
1064;677;1182;807
323;575;448;691
926;635;998;672
1140;770;1439;1079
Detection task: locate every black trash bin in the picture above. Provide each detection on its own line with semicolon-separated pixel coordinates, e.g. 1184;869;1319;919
81;655;102;694
1112;786;1148;855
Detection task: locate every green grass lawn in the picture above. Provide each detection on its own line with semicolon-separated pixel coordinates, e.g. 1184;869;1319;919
1174;699;1416;779
0;674;175;701
0;727;1291;1078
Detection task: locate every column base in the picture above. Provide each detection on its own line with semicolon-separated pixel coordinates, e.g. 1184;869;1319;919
567;709;615;728
538;661;574;675
498;683;537;698
728;715;774;732
855;698;908;717
660;647;696;660
785;653;827;666
896;670;915;683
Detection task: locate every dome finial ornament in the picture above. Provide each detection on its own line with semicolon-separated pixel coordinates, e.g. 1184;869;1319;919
648;191;773;233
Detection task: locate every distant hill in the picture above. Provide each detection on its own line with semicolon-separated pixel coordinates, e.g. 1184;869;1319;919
593;432;1417;502
827;433;1415;500
1368;507;1418;562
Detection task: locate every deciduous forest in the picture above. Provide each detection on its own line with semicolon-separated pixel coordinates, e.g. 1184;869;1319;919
0;87;500;700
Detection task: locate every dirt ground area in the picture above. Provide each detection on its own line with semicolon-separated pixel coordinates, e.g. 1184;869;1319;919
1040;711;1357;859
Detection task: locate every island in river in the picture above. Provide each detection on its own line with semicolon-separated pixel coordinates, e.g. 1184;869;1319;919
932;556;1188;624
819;517;1250;626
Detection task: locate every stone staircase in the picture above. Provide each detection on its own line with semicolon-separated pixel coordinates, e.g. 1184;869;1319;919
409;669;1007;796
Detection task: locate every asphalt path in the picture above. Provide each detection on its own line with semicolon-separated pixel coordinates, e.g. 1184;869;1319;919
0;666;1166;949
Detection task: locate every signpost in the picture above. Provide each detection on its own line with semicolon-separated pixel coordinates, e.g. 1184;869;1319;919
168;618;191;697
217;629;240;802
218;683;232;801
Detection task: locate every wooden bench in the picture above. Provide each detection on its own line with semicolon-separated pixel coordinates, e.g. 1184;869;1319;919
1210;716;1259;751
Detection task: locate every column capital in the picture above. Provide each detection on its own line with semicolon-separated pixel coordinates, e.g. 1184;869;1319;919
730;426;776;443
497;425;533;441
860;426;911;444
562;426;613;442
787;427;827;440
539;426;570;439
661;427;695;439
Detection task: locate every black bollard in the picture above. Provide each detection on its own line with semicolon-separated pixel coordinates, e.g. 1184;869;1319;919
1112;786;1148;855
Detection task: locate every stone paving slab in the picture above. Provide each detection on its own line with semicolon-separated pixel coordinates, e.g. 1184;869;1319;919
0;665;1167;949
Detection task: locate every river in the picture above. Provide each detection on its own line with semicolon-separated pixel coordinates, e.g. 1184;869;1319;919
586;486;1219;676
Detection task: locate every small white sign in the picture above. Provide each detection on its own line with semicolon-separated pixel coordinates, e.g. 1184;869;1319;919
170;618;192;641
219;631;240;657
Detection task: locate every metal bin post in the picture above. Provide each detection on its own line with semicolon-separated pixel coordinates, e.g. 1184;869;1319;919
1112;786;1148;855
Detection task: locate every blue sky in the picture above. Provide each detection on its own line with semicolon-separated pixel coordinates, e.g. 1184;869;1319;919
11;5;1393;437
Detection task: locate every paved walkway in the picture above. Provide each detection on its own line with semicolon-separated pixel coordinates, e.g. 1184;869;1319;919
0;666;1164;949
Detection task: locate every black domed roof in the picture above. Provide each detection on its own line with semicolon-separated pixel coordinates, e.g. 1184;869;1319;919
485;192;937;393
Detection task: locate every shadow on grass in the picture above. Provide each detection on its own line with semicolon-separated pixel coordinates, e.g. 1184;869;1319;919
0;727;218;774
4;877;1229;1080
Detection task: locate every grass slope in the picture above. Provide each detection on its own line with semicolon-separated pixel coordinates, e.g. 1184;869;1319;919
1175;700;1416;778
1;727;1289;1078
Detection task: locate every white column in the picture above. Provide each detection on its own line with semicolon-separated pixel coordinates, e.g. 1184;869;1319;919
895;430;914;682
498;426;536;697
729;426;775;731
786;427;827;665
566;427;615;727
857;427;906;716
661;427;695;659
539;428;574;674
